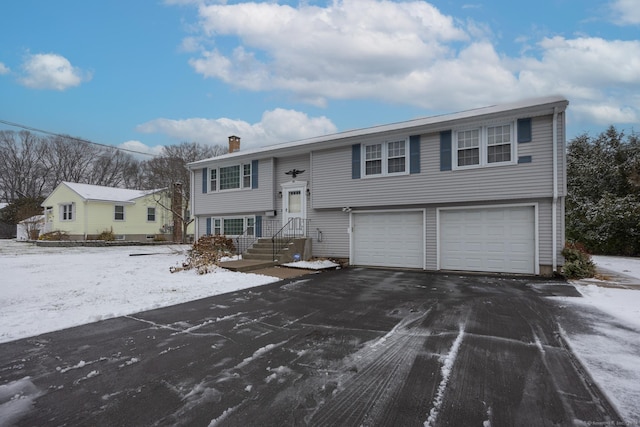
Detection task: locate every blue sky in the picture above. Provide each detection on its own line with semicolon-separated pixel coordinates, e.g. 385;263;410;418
1;0;638;155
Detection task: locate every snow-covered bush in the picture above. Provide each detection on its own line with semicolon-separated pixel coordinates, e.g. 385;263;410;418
561;243;596;279
170;235;236;275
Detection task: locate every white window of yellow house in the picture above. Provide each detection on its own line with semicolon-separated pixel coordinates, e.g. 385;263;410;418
61;203;74;221
147;207;156;222
114;205;125;221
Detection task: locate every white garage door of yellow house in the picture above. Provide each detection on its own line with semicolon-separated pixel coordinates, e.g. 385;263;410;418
439;206;536;274
352;211;424;269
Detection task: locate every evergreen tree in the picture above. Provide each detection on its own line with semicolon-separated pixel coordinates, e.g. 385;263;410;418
566;126;640;255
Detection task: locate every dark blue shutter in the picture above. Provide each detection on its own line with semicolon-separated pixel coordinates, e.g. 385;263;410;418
255;215;262;237
251;160;259;189
202;168;207;193
409;135;420;174
518;118;532;143
440;130;452;171
352;144;361;179
206;217;212;235
518;155;532;164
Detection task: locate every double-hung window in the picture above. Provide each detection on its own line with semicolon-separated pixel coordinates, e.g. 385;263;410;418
454;123;514;169
147;207;156;222
61;203;74;221
210;216;255;236
209;163;252;192
363;139;408;177
114;205;125;221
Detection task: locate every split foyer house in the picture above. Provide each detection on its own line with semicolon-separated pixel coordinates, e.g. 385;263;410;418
188;96;569;276
41;182;177;242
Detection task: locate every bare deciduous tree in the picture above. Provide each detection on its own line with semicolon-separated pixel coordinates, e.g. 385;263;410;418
141;142;226;242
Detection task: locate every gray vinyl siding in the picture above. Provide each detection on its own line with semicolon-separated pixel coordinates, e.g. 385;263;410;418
425;207;437;270
308;209;350;258
311;114;564;209
193;158;275;216
274;154;311;217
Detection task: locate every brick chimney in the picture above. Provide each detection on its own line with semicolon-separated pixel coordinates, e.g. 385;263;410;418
228;135;240;153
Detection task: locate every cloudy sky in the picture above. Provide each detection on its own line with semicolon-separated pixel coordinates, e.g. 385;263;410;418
0;0;638;155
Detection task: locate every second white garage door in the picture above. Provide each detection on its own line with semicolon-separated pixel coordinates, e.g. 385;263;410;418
439;206;536;274
352;211;424;269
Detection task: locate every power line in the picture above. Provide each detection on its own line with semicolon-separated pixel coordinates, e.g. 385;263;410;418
0;119;157;157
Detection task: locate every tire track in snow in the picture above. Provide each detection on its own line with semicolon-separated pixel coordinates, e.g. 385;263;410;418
309;310;431;426
424;323;465;427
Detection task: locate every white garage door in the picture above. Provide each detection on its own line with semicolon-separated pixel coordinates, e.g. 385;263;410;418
352;211;424;269
439;206;536;274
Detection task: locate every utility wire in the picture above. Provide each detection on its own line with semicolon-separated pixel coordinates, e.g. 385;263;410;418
0;119;157;157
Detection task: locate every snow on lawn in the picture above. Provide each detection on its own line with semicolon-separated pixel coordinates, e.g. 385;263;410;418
552;256;640;425
0;240;279;344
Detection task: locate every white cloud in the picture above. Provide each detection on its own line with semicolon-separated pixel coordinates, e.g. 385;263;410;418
189;0;468;105
118;140;166;158
610;0;640;25
136;108;338;149
175;0;640;131
0;62;9;75
19;53;91;90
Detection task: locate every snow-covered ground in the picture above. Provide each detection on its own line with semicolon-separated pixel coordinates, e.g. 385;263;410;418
0;240;278;344
553;255;640;425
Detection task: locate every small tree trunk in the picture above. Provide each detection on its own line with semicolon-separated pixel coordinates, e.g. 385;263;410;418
172;183;183;243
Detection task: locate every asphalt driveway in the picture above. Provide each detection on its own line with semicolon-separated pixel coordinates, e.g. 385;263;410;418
0;268;624;426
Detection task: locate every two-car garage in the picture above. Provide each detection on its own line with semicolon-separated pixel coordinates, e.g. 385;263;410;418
350;205;537;274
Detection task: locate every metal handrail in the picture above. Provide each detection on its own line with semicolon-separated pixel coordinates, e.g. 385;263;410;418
235;224;259;257
271;218;308;261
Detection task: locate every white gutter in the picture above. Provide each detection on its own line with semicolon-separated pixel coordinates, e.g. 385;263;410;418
552;107;559;273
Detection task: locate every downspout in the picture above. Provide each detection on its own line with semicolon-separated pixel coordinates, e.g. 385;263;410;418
552;107;559;274
190;168;197;240
84;200;88;240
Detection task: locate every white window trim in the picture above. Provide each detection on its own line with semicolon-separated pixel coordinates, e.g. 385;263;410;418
147;207;156;222
361;138;410;178
452;122;517;170
208;163;252;193
210;216;256;237
114;205;125;221
60;203;75;221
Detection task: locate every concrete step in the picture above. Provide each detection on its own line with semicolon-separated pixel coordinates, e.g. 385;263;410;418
242;252;277;261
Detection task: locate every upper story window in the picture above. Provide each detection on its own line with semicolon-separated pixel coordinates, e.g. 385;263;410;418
454;123;515;169
147;207;156;222
114;205;125;221
61;203;74;221
209;163;251;192
362;139;409;177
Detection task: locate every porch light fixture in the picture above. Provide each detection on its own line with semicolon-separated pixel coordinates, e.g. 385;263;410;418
278;191;282;198
306;188;310;197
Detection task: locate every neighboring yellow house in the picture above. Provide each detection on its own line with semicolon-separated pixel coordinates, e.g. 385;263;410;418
41;182;188;242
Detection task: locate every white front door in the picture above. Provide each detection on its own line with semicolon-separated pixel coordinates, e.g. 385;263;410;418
282;181;307;236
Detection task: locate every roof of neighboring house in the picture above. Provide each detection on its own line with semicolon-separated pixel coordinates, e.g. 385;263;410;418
57;182;165;203
18;215;44;224
188;95;569;168
0;203;8;210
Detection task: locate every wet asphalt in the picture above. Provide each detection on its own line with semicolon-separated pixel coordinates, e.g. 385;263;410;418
0;268;625;426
